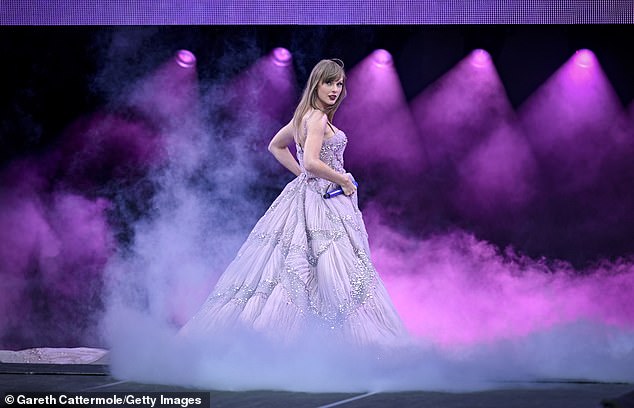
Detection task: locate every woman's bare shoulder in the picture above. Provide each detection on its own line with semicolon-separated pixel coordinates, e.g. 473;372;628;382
280;119;293;133
304;109;327;129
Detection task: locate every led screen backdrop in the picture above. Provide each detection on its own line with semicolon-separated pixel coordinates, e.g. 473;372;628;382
1;0;632;25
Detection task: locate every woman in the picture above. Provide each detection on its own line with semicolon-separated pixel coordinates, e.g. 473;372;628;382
180;59;408;347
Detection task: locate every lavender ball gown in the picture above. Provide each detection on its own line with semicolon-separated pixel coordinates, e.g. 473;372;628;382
181;123;408;347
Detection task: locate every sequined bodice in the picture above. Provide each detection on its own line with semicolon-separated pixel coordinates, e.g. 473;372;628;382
296;130;347;178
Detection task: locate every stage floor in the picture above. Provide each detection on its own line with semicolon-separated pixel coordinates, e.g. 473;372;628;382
1;363;633;408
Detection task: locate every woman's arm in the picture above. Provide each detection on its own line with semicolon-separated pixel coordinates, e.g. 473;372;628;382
268;121;302;177
303;113;357;195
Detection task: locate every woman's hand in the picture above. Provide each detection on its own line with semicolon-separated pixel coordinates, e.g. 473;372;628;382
341;173;357;196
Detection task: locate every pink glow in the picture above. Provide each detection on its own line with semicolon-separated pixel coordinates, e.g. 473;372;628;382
39;194;112;297
365;208;634;346
410;50;535;217
372;49;393;68
470;49;491;68
337;52;424;177
454;122;537;218
175;49;196;69
127;50;201;130
0;159;114;347
574;49;594;68
56;113;166;188
410;51;512;170
519;50;624;193
272;47;292;67
0;163;46;339
221;51;297;137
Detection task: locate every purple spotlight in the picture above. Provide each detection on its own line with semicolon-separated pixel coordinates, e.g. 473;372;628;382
372;49;393;68
272;47;292;67
175;50;196;69
575;49;594;68
470;49;491;68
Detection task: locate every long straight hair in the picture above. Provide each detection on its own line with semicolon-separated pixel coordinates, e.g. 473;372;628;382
292;59;347;147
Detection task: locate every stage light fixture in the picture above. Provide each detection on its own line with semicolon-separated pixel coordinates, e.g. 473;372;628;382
272;47;292;66
175;50;196;68
372;49;393;68
575;49;594;68
470;49;491;68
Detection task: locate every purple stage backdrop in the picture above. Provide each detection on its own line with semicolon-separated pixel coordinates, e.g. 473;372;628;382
0;0;632;25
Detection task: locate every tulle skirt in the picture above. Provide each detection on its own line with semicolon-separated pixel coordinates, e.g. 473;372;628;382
180;173;408;347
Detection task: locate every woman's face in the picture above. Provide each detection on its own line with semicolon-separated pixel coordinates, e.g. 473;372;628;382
316;76;344;110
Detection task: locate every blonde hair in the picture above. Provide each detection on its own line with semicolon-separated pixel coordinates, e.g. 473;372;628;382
292;59;347;146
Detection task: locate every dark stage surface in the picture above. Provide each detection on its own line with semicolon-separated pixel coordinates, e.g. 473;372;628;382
1;362;633;408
